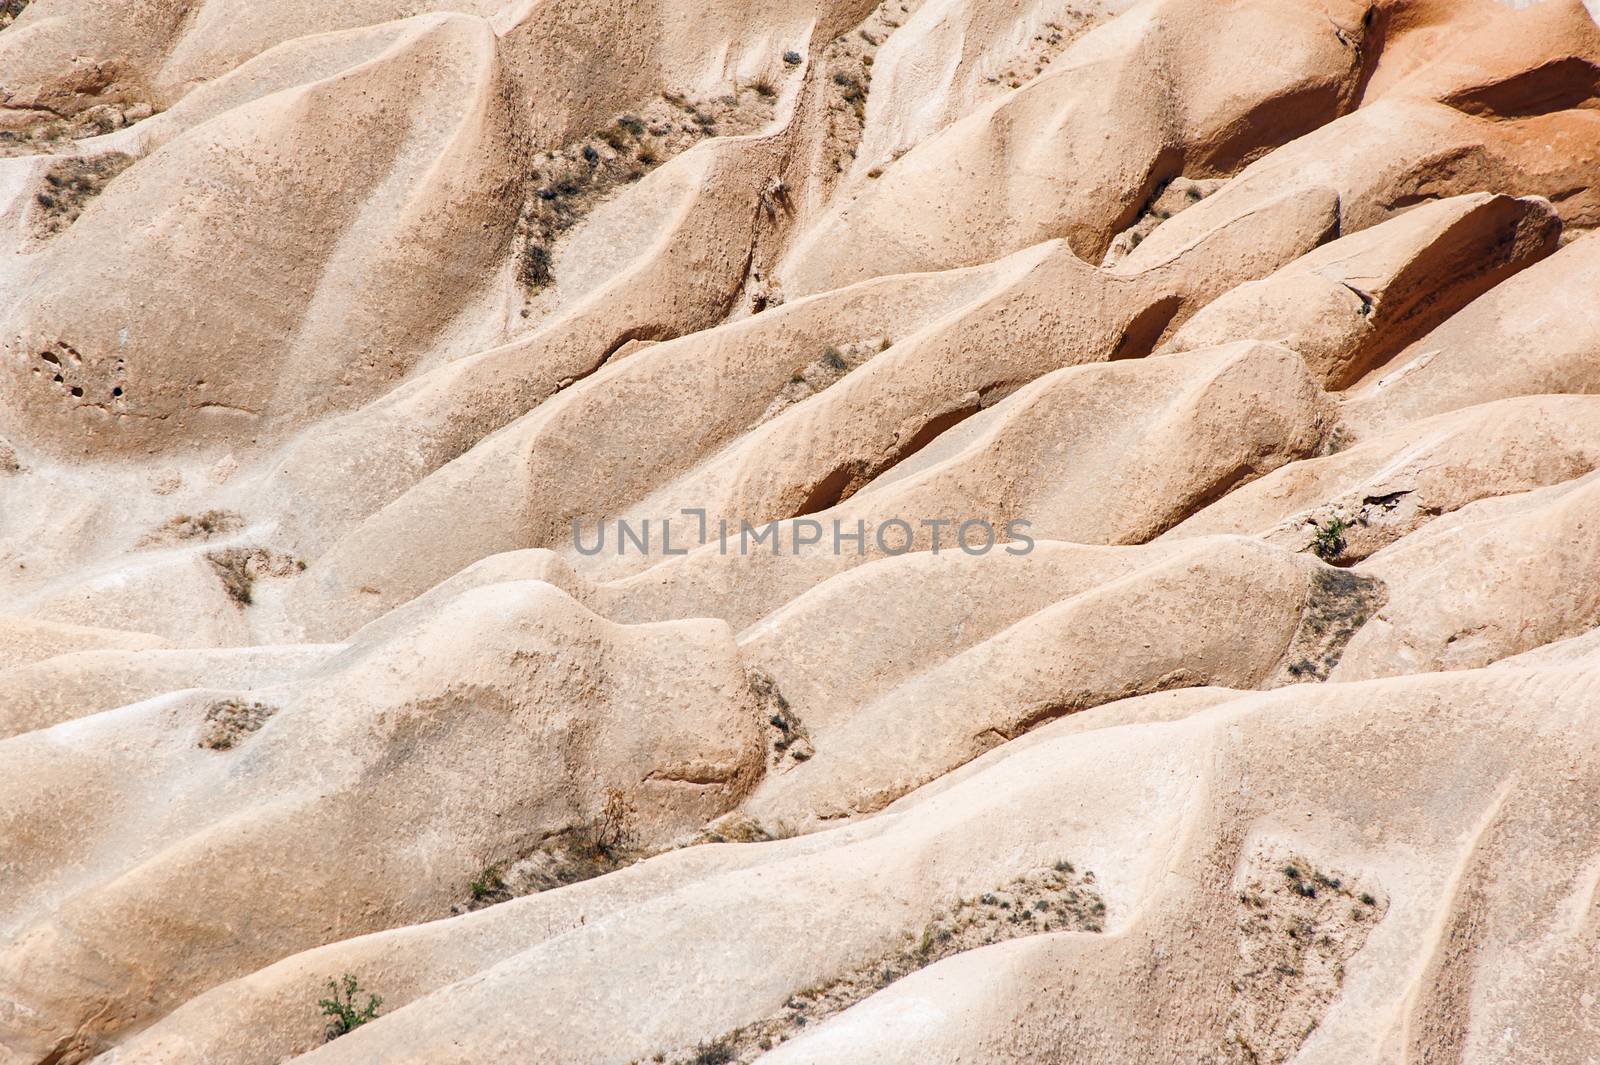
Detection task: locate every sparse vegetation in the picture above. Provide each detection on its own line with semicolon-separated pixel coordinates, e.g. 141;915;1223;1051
520;797;638;892
747;667;815;767
1318;422;1355;456
1;100;159;157
452;787;643;911
690;1040;734;1065
31;153;135;235
204;546;304;607
1311;516;1349;560
141;509;242;546
1228;852;1385;1064
208;548;256;605
469;864;508;903
1280;567;1386;683
1100;175;1224;266
592;785;634;856
183;511;233;537
814;1;917;177
318;974;382;1041
198;699;276;751
514;89;776;298
641;861;1105;1063
832;71;866;103
519;242;553;289
754;338;890;425
695;811;797;844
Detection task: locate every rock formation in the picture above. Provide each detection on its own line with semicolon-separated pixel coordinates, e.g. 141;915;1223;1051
2;0;1599;1062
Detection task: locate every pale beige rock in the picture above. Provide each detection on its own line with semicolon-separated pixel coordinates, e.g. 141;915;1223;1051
101;665;1600;1065
1160;193;1560;388
0;614;167;668
845;0;1130;184
1;14;523;456
0;644;339;739
743;536;1381;827
1496;626;1600;669
1164;395;1600;562
0;581;761;1061
579;340;1333;628
301;197;1339;631
1342;232;1600;435
1335;471;1600;679
1121;93;1600;275
1;0;1599;1061
779;0;1373;293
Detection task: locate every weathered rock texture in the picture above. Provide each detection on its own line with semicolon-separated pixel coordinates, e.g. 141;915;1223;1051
2;0;1599;1063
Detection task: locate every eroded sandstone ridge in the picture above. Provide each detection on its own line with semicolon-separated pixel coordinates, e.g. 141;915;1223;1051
2;0;1600;1062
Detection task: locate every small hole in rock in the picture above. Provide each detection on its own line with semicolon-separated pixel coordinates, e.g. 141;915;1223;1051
70;386;83;397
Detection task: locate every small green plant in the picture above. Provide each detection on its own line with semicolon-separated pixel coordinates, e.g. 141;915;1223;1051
318;974;381;1040
1311;517;1348;561
469;864;506;901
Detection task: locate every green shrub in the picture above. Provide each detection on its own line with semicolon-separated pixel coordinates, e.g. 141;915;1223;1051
318;974;382;1040
469;864;506;901
1312;517;1348;561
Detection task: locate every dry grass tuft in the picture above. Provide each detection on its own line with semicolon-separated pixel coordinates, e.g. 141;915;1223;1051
638;861;1106;1063
198;698;277;750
